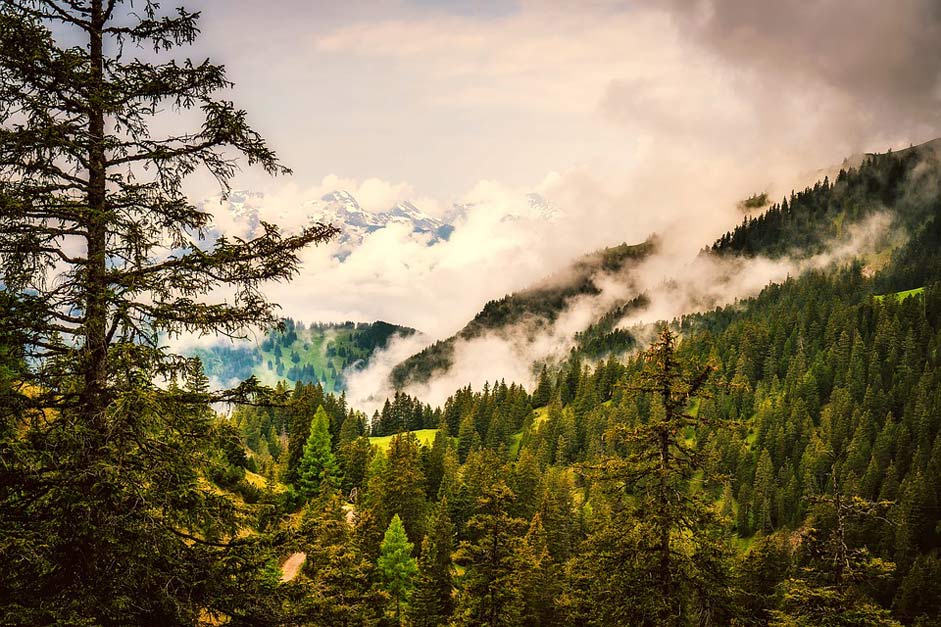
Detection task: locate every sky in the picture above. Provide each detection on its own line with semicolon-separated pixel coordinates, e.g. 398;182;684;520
164;0;941;340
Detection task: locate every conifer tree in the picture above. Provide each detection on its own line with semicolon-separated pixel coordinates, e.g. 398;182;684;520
297;405;340;498
578;327;733;626
452;482;527;627
367;432;428;543
408;498;456;627
771;474;899;627
458;411;481;463
518;512;561;627
423;415;450;498
339;410;365;445
532;364;552;407
509;449;543;520
286;382;326;482
293;492;383;626
0;2;335;623
377;514;418;624
339;435;373;495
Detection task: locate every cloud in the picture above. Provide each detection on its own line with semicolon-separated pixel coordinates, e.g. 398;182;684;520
343;331;432;414
342;208;897;411
648;0;941;153
613;212;897;332
260;179;605;338
170;0;941;409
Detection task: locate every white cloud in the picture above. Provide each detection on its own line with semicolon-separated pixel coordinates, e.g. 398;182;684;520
167;0;941;408
341;209;897;411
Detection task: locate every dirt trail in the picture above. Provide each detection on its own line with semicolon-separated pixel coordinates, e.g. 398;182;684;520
280;552;306;582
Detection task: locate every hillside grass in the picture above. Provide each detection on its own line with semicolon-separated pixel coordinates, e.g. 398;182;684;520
256;327;347;391
508;406;553;459
368;428;440;451
874;286;924;302
508;431;524;459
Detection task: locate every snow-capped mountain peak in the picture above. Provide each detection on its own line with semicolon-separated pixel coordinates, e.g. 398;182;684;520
526;192;564;221
205;189;453;257
204;187;561;261
386;201;444;232
308;191;383;232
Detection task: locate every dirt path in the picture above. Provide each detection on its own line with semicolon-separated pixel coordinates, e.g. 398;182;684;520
280;552;306;582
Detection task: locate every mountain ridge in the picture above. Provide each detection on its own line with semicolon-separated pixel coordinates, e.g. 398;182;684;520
389;239;656;387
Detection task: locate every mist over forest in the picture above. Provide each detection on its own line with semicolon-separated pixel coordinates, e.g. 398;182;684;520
3;2;941;626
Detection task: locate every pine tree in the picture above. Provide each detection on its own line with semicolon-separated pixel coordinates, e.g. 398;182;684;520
286;382;326;482
0;2;335;623
338;435;373;496
893;553;941;624
377;514;418;624
297;405;340;498
770;474;898;627
509;449;543;520
770;580;901;627
408;499;456;627
518;512;561;627
339;410;365;445
452;482;527;627
532;365;552;407
536;467;577;562
579;327;733;626
753;447;777;533
734;534;794;626
368;432;428;544
425;416;451;499
458;411;481;463
294;493;383;626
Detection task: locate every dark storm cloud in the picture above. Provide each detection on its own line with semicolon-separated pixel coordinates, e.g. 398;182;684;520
660;0;941;140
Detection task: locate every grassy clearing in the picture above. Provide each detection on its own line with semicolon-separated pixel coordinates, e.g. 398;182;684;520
732;535;756;552
368;428;439;451
508;407;551;459
508;432;524;459
874;287;925;302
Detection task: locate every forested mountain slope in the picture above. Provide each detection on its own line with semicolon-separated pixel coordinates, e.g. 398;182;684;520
193;319;415;391
390;240;654;387
712;138;941;261
222;142;941;626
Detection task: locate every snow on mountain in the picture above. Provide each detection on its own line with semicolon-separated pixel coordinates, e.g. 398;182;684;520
525;192;564;221
202;188;562;260
302;191;450;249
444;192;564;226
203;189;452;257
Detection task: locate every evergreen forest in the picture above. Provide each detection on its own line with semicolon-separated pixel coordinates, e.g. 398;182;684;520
2;2;941;626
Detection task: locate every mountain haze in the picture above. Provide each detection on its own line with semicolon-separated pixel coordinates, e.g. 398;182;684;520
389;239;655;388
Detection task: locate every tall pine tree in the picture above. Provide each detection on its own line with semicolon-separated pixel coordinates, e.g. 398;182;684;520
297;405;340;498
408;498;456;627
0;2;335;624
376;513;418;624
575;327;733;626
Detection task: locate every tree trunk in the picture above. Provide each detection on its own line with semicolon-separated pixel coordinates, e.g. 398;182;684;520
658;425;674;619
84;0;109;425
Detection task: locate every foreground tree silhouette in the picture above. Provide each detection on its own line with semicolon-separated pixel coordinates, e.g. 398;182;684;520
0;1;335;624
